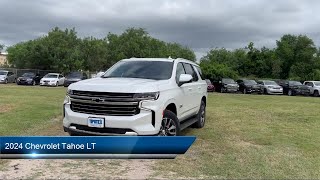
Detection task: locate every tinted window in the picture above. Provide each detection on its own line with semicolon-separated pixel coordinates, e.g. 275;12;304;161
67;72;82;79
22;73;35;77
44;74;58;78
243;80;257;85
289;81;302;86
195;66;204;80
0;71;7;75
222;78;236;84
205;79;212;85
176;63;186;83
183;63;198;81
102;61;173;80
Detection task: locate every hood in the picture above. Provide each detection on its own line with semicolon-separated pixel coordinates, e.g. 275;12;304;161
65;78;81;82
267;85;282;88
41;77;57;81
18;76;33;80
0;75;7;79
69;77;166;93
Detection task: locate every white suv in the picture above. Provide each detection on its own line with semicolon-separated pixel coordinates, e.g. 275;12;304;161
63;58;207;136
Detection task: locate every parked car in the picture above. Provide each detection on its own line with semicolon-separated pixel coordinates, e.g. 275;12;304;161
213;78;239;93
92;71;105;78
236;79;261;94
276;80;310;96
257;80;283;95
0;70;16;84
63;58;207;136
205;79;215;92
16;72;41;85
303;81;320;97
64;72;88;87
40;73;65;86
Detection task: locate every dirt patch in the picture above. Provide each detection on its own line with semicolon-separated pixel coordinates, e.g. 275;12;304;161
0;159;155;179
0;104;15;113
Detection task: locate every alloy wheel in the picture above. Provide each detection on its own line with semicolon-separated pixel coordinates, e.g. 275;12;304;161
158;117;177;136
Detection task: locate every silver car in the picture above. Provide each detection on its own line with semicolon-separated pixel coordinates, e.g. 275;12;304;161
257;80;283;95
0;70;16;84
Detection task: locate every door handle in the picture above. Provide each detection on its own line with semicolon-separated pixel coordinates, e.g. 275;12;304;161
188;88;192;91
198;87;201;89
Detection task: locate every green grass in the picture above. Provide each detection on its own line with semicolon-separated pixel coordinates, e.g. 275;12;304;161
0;84;66;135
0;85;320;178
155;93;320;179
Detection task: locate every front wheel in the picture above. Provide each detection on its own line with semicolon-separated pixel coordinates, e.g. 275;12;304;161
314;90;320;97
288;89;293;96
158;110;180;136
193;101;206;128
4;79;8;84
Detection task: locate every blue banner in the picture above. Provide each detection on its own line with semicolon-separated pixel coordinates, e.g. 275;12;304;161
0;136;196;159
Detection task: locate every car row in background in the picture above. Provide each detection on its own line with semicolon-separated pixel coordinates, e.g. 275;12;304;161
205;78;320;97
0;70;16;84
0;69;92;87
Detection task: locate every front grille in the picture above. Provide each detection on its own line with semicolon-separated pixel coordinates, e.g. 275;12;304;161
71;124;134;134
70;90;140;116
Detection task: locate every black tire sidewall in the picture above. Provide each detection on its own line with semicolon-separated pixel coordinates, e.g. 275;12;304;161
315;91;320;97
162;110;181;136
194;101;206;128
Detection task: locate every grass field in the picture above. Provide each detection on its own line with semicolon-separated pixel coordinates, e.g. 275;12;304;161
0;84;320;179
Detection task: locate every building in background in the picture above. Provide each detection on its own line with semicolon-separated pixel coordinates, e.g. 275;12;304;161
0;52;8;66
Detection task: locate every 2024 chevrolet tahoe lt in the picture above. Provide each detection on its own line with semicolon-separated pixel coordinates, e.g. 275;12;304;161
63;58;208;136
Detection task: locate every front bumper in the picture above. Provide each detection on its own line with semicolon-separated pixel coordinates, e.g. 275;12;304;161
267;88;283;94
63;102;162;136
17;80;33;85
40;82;56;86
0;79;6;83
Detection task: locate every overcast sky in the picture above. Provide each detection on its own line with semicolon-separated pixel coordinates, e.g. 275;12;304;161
1;0;320;59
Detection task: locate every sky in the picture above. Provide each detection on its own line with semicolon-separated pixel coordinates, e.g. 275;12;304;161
1;0;320;59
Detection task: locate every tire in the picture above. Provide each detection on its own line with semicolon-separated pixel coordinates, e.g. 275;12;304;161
243;88;247;94
158;110;180;136
55;82;58;87
220;87;225;93
314;90;320;97
4;79;8;84
32;81;36;86
193;101;206;128
264;88;268;95
288;89;293;96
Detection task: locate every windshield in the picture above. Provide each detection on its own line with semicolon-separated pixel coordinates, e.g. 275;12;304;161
44;74;58;78
222;78;236;84
102;61;173;80
22;73;35;77
205;79;212;85
314;82;320;86
244;80;257;85
0;71;7;75
289;81;302;86
264;81;278;85
66;72;82;79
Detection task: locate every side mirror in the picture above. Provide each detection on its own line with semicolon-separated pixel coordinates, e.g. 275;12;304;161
178;74;193;86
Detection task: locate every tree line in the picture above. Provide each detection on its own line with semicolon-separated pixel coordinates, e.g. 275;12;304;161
6;27;195;73
200;35;320;81
5;27;320;81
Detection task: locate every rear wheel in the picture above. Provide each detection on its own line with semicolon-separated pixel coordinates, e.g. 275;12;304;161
32;81;36;86
288;89;293;96
193;101;206;128
314;90;320;97
220;87;225;93
243;88;247;94
158;110;180;136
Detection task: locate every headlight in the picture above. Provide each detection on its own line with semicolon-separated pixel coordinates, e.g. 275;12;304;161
66;89;73;95
51;80;55;82
64;95;71;104
133;92;160;100
267;86;273;89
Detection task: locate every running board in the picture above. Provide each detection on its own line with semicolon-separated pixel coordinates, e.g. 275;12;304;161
180;117;198;130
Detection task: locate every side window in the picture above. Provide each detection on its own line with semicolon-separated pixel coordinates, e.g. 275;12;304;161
176;63;186;84
8;72;13;76
195;66;204;80
237;80;243;84
183;63;198;82
59;75;63;78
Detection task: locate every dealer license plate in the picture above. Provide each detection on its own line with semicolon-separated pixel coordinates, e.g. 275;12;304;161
88;117;104;128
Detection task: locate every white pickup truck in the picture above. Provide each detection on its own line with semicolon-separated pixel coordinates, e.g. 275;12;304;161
303;81;320;97
63;58;208;136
